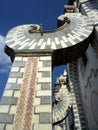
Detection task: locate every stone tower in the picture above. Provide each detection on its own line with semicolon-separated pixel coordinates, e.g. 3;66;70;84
0;0;98;130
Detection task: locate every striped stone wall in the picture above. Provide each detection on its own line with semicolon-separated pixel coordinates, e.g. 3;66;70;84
68;61;87;130
0;55;52;130
76;0;98;129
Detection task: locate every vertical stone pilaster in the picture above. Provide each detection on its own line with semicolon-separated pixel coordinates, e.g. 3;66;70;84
0;55;52;130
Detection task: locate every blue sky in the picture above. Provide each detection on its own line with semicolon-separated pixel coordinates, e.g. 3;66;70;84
0;0;68;99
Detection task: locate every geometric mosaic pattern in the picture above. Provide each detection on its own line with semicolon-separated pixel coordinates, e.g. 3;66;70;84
5;13;93;51
13;57;38;130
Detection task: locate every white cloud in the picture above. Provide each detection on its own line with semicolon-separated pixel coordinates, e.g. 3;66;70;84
0;35;11;73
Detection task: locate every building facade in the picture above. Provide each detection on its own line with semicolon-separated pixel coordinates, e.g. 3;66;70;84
0;0;98;130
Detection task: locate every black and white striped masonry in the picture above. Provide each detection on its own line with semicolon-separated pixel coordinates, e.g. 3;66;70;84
5;13;93;51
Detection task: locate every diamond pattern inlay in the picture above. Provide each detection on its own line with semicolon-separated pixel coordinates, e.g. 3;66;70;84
13;57;38;130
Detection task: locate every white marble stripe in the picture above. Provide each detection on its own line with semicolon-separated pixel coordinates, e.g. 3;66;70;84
6;34;13;38
6;38;15;43
23;25;27;28
9;41;21;47
15;36;25;42
40;42;46;49
54;37;60;45
14;35;24;41
51;42;56;49
16;34;24;37
80;28;92;33
60;40;67;48
71;31;81;37
75;26;83;29
74;27;88;36
77;30;88;37
68;34;75;40
18;42;29;49
73;35;83;41
19;38;29;45
29;42;37;49
28;39;36;46
16;31;24;34
17;28;25;30
47;38;51;46
79;28;89;34
62;36;68;42
37;38;44;46
68;37;76;45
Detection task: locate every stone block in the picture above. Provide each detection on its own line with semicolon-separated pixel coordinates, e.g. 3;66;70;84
5;124;13;130
0;124;5;130
43;60;51;67
15;57;22;61
33;124;52;130
35;84;41;90
32;114;39;123
3;90;13;97
39;56;51;60
41;96;51;104
34;98;40;105
0;105;10;113
38;77;51;83
17;78;23;84
10;105;17;114
23;57;28;61
42;72;50;77
38;67;51;72
9;72;23;78
0;97;17;105
36;90;51;96
39;113;52;123
12;61;26;67
38;61;43;67
5;83;20;90
14;90;20;97
0;114;14;123
35;105;52;113
11;67;20;72
8;78;17;83
20;67;25;72
41;83;51;90
37;72;42;77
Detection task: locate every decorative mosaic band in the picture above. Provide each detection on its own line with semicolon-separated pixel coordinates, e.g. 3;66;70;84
13;57;38;130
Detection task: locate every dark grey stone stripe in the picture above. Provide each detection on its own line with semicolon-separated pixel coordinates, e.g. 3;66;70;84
12;61;26;67
0;114;14;123
41;96;51;104
5;83;21;90
0;97;17;105
43;60;51;67
42;72;50;77
41;83;51;90
39;113;52;123
9;72;23;78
